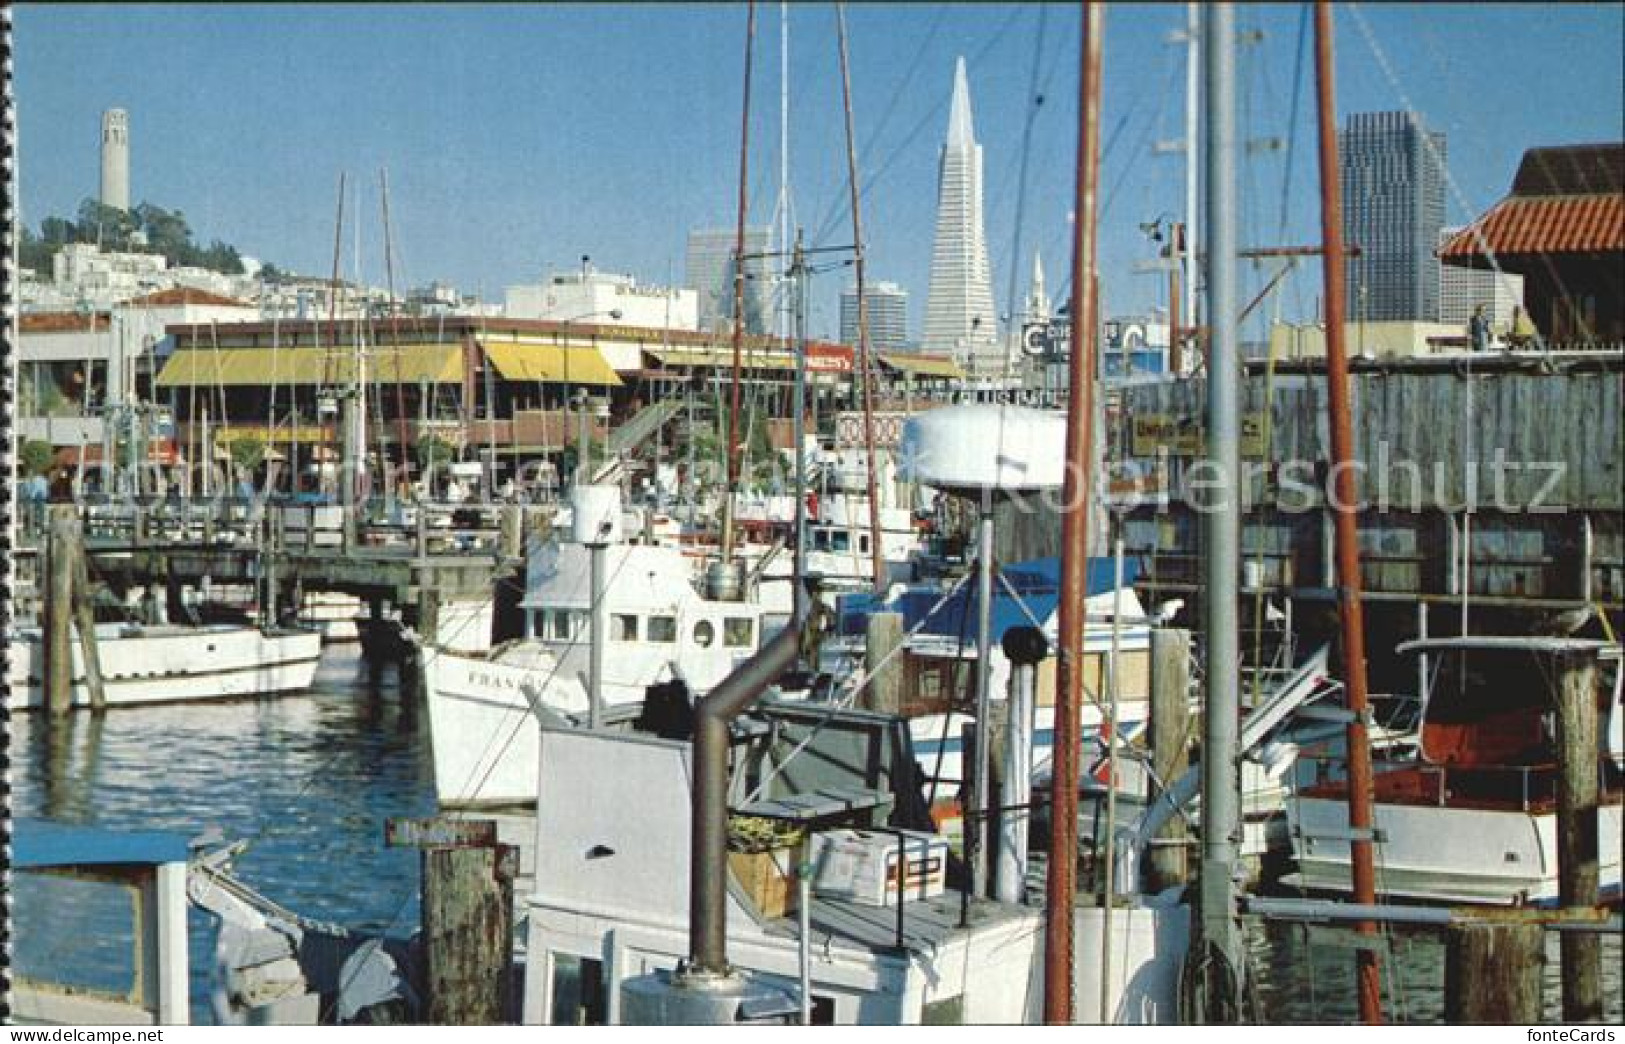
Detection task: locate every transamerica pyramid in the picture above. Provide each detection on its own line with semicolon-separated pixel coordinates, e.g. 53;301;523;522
922;57;1001;376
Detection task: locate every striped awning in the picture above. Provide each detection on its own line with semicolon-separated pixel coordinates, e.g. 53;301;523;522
480;340;621;386
155;344;464;388
1439;194;1624;264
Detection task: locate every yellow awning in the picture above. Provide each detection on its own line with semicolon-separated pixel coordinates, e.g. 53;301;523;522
481;340;622;386
155;344;464;388
879;352;964;379
647;347;797;371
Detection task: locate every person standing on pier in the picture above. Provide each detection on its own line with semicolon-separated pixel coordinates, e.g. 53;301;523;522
1469;303;1492;352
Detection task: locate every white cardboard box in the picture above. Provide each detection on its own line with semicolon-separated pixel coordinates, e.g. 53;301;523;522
808;829;948;907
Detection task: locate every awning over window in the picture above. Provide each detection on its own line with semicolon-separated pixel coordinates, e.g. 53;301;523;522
480;340;622;386
878;352;965;379
154;344;464;388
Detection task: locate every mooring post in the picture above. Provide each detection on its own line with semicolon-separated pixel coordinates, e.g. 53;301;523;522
1146;627;1191;892
45;504;78;715
862;610;905;715
1444;919;1544;1024
71;547;108;712
386;818;516;1024
1553;648;1603;1022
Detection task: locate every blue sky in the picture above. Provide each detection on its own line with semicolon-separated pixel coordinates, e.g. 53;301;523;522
15;2;1623;341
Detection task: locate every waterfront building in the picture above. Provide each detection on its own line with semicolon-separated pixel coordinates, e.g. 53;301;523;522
1440;142;1623;344
685;226;770;334
839;280;909;353
1340;111;1447;322
922;57;1000;375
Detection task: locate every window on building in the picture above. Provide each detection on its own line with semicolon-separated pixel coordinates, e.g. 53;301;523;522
548;952;606;1026
647;615;678;643
724;618;754;648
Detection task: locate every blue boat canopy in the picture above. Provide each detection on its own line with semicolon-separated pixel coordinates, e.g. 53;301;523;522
13;818;192;870
836;556;1142;644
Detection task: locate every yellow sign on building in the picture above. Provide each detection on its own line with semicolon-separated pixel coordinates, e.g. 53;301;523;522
1131;413;1268;458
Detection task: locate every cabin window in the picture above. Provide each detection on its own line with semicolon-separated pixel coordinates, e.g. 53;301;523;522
647;615;678;643
858;533;871;554
612;614;639;642
922;993;965;1025
724;617;754;648
831;530;851;552
809;994;837;1025
693;620;715;648
547;610;574;640
548;952;606;1026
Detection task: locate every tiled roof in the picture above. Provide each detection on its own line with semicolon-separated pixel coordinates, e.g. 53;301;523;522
1439;193;1623;261
126;286;252;308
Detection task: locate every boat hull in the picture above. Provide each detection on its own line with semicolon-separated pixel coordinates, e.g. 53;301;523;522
8;625;321;710
1288;793;1624;905
422;643;594;808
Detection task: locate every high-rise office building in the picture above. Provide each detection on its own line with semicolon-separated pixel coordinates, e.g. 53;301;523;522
922;57;999;373
839;281;909;353
685;226;770;334
1339;110;1447;321
100;108;129;212
1437;226;1524;326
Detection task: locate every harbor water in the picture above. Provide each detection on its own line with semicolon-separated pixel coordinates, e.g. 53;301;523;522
11;646;1621;1024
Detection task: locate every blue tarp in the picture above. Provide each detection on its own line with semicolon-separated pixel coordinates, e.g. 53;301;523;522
13;818;191;870
837;556;1143;646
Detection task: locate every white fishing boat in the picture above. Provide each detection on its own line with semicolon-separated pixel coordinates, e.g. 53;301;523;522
423;484;774;807
1288;636;1625;905
7;622;321;710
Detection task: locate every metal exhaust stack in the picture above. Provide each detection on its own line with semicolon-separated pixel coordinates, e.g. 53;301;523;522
621;606;823;1024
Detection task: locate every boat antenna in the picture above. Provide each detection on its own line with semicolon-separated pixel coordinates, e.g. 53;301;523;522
1312;1;1383;1023
720;0;757;565
1044;0;1104;1024
835;2;887;592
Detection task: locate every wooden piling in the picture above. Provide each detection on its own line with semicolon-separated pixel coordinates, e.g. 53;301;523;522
45;504;78;715
1554;650;1603;1022
387;818;515;1025
1444;920;1544;1024
1145;627;1191;892
863;611;905;715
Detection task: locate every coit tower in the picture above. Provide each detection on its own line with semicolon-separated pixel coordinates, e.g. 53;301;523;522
100;108;129;211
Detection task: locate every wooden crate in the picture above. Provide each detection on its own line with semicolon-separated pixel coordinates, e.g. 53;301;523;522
728;849;797;919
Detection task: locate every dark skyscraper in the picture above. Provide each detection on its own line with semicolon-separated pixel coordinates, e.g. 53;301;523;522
1339;111;1447;322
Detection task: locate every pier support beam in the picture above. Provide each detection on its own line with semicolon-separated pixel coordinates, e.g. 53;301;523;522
1146;627;1191;892
1553;649;1602;1023
862;611;904;716
1444;920;1543;1024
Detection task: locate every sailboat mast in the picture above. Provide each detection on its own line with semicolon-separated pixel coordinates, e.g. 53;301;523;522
1195;0;1247;1010
381;167;410;493
1044;0;1104;1024
721;0;757;564
1312;1;1384;1023
834;2;886;591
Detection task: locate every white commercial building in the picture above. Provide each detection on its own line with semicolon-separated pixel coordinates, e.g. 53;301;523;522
839;280;909;352
505;263;697;331
1437;226;1525;326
